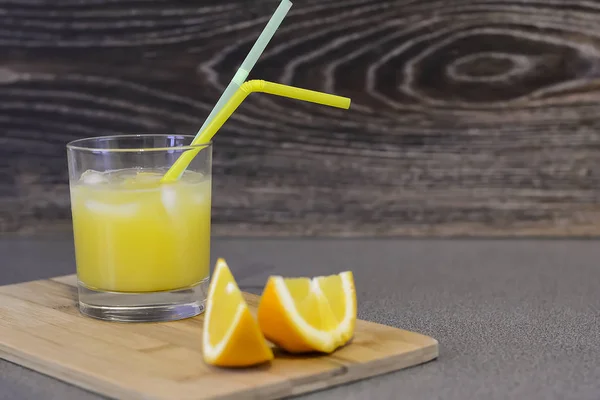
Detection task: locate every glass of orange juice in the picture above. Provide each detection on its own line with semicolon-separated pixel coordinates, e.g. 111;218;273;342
67;135;212;322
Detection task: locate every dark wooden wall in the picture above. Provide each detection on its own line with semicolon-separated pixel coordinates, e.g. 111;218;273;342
3;0;600;237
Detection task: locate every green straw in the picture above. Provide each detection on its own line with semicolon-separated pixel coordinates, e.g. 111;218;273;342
195;0;293;139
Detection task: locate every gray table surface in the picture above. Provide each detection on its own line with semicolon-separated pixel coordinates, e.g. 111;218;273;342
1;236;599;400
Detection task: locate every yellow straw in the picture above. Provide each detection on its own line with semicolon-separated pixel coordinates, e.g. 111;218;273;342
161;80;351;183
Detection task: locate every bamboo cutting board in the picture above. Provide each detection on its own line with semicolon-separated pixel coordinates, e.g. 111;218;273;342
0;275;438;400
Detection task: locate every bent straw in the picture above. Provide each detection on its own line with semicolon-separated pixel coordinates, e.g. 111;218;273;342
195;0;292;138
161;80;351;183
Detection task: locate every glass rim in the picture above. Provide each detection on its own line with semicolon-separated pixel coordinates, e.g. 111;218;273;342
66;134;212;153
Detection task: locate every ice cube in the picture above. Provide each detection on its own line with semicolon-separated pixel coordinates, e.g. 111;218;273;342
80;170;108;185
161;185;177;215
193;193;206;204
85;200;139;217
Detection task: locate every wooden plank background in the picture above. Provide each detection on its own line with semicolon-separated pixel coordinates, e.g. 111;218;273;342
2;0;600;237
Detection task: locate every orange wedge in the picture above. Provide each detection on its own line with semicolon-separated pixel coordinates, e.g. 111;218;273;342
257;271;356;354
202;259;273;367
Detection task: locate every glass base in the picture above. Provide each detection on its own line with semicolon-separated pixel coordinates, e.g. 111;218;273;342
78;278;209;322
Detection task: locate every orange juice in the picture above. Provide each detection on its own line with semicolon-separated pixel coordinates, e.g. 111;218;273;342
70;168;211;293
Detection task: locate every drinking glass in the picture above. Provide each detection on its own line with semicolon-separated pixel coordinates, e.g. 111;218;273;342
67;135;212;322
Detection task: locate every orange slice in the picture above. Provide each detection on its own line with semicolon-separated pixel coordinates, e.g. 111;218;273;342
202;259;273;367
257;271;356;353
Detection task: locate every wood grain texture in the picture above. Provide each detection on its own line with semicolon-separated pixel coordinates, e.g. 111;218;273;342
0;275;438;400
2;0;600;236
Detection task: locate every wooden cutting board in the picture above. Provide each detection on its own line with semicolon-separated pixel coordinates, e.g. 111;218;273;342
0;275;438;400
